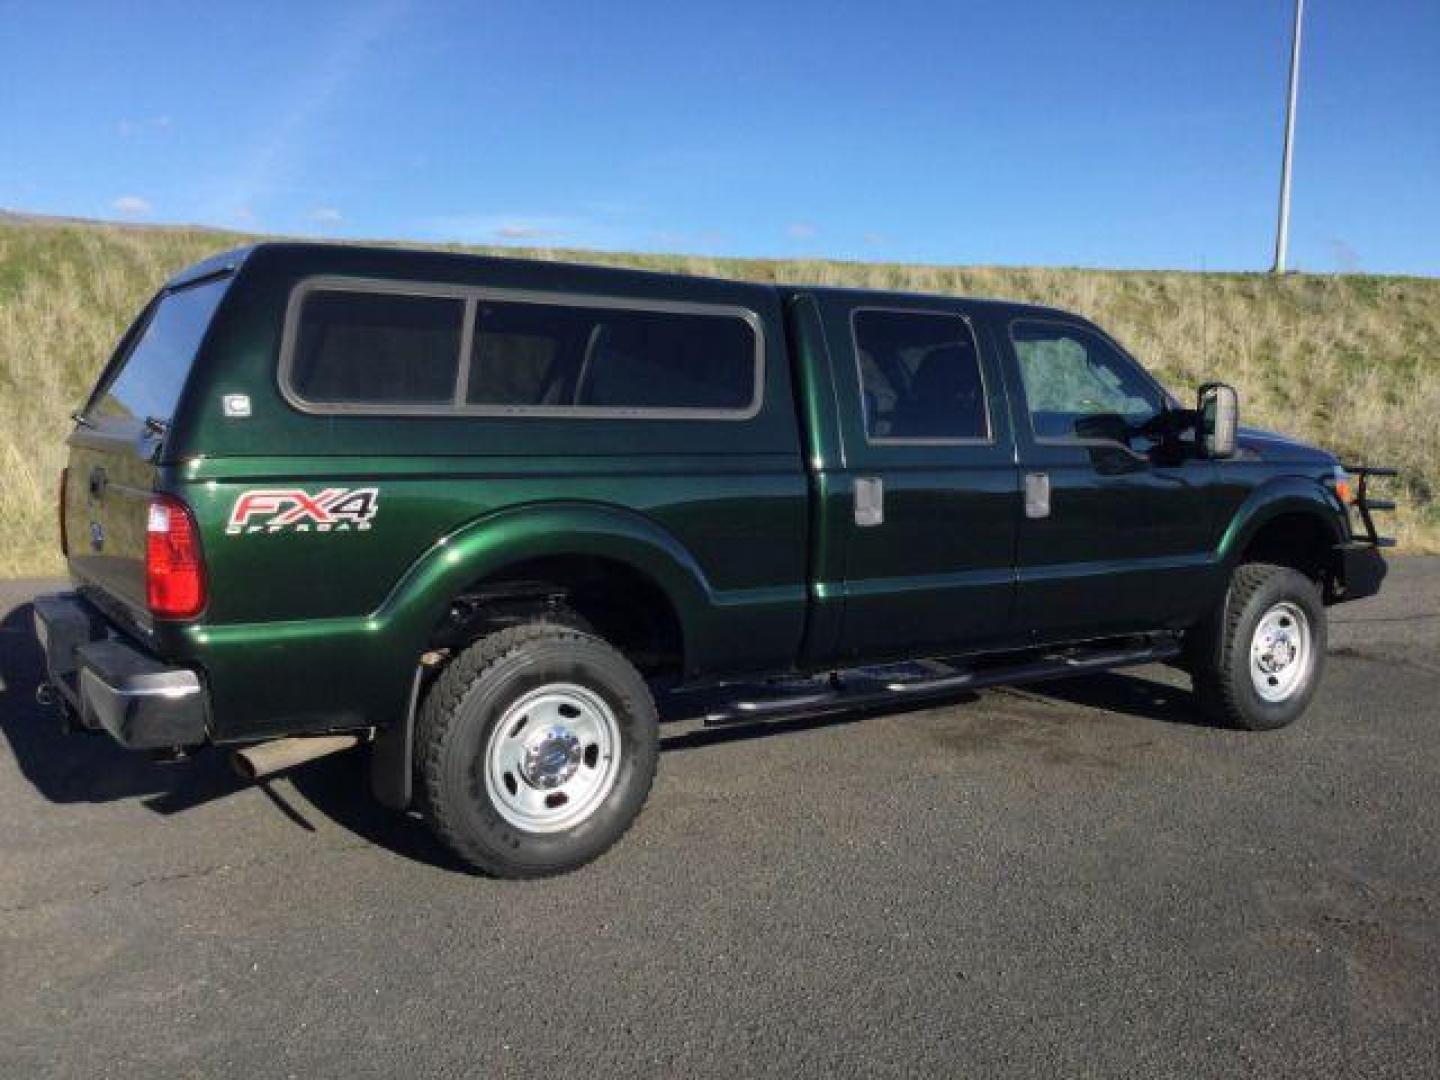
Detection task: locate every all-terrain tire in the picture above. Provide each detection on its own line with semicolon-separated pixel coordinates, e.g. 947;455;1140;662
1189;562;1327;731
416;623;658;877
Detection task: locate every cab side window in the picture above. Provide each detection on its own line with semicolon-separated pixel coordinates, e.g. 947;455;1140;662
852;309;988;442
1011;321;1162;441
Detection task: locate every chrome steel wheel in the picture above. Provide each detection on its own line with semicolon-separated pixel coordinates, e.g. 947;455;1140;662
1249;600;1313;703
484;682;621;833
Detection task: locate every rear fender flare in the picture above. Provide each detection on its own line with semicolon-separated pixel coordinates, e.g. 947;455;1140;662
376;501;715;670
367;501;713;810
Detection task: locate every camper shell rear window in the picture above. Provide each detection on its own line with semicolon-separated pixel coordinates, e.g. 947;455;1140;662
278;277;763;419
87;275;230;425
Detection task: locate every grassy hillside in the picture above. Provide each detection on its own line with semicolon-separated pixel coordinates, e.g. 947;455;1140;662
1;218;1433;577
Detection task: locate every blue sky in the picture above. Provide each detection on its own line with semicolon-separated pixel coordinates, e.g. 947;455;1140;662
3;0;1437;274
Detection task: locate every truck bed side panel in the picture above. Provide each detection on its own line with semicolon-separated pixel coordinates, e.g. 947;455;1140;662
157;247;810;740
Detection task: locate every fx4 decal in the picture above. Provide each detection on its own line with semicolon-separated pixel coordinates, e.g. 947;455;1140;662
227;488;379;535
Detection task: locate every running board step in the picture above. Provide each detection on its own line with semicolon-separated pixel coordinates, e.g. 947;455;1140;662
731;690;838;717
885;670;976;694
682;637;1182;728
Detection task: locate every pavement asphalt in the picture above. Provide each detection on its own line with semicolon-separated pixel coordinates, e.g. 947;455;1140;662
1;560;1437;1078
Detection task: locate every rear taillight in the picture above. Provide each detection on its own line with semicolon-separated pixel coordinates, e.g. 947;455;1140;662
146;494;206;618
58;467;69;556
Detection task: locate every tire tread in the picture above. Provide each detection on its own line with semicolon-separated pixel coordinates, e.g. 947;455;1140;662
416;623;656;877
1192;561;1323;730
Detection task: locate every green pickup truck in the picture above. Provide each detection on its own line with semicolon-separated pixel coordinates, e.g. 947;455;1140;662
34;243;1392;877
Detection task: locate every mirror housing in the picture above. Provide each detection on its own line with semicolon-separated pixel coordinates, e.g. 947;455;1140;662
1198;382;1239;458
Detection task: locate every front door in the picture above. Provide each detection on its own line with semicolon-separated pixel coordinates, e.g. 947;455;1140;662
820;299;1021;663
1001;317;1218;641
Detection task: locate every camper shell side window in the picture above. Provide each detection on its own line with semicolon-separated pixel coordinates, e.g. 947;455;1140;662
278;277;765;420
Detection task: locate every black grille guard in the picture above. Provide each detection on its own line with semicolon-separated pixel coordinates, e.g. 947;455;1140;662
1342;465;1398;548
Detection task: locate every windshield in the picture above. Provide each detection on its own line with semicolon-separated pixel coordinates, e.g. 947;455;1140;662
87;275;230;424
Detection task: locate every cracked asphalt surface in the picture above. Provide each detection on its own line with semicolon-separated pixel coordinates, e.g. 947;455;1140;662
1;561;1437;1078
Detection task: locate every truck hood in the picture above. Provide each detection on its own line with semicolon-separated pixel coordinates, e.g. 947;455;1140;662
1236;425;1338;467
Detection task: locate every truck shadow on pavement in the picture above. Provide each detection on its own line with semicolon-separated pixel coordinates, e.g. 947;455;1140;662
1006;669;1215;728
0;601;482;874
0;601;248;808
2;597;1210;873
280;754;475;873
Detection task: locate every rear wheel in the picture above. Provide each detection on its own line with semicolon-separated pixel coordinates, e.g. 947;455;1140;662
416;623;658;877
1189;562;1327;730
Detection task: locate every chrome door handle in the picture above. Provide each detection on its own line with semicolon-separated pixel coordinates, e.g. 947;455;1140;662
854;477;884;527
1024;472;1050;519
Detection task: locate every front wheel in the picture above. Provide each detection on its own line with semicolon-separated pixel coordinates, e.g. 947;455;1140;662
1189;562;1327;730
416;623;659;877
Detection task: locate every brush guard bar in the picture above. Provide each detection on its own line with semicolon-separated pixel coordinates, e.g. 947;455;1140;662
1343;465;1398;548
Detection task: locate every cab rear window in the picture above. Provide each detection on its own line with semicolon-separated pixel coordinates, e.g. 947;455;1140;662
89;276;229;424
852;308;989;442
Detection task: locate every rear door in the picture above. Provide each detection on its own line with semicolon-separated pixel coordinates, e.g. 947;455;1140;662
811;295;1020;663
65;275;230;617
1000;317;1216;640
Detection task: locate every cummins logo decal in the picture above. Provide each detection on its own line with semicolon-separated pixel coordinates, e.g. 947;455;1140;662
227;488;379;535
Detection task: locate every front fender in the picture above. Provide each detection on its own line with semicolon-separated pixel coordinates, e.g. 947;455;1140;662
1216;475;1345;570
376;500;717;670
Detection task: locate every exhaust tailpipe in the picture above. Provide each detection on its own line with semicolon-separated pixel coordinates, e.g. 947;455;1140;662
232;735;361;782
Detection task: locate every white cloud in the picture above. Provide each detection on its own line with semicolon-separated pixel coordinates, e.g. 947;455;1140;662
786;222;817;240
117;115;172;138
419;213;575;245
310;206;344;224
111;195;152;217
495;224;559;240
414;206;646;251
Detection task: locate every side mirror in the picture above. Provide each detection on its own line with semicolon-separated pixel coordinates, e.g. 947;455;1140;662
1198;382;1238;458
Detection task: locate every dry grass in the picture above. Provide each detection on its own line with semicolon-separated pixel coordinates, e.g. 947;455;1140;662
2;219;1433;577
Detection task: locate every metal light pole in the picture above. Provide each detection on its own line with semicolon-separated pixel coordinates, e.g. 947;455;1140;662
1272;0;1305;273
